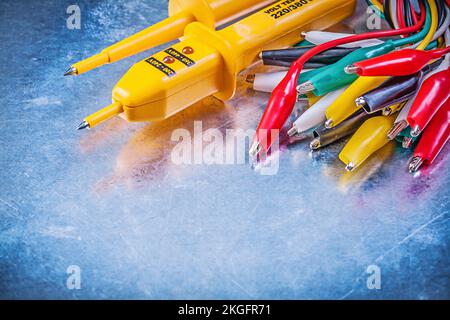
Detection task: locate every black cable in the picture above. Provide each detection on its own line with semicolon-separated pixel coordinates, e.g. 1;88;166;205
262;59;328;69
435;0;446;30
261;47;358;64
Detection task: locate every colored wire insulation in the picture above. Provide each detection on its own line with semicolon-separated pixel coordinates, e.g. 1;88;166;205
409;98;450;173
347;46;450;76
287;86;349;137
302;31;385;48
397;0;406;29
338;114;396;171
406;66;450;137
261;46;357;64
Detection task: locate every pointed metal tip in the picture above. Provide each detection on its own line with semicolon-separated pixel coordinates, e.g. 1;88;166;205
64;67;78;76
344;65;359;74
345;162;356;172
77;120;90;131
246;74;255;84
408;156;423;174
249;141;261;157
402;136;413;149
258;52;263;59
287;126;298;137
309;138;321;150
325;118;334;129
387;120;407;140
410;125;421;137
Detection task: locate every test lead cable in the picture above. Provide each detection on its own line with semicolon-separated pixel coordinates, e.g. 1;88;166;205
408;97;450;173
406;66;450;137
338;114;396;171
346;46;450;76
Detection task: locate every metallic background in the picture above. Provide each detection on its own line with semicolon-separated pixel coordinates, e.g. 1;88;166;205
0;0;449;299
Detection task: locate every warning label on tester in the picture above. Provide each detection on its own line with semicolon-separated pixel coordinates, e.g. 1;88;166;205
145;57;176;77
264;0;314;19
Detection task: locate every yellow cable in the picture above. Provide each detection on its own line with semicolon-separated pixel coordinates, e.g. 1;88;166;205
370;0;384;13
417;0;438;50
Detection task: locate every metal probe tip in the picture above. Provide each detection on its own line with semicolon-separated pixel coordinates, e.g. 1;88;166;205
296;81;314;95
387;120;407;140
64;67;78;76
287;126;298;137
325;119;334;129
344;65;359;74
408;156;423;174
410;125;421;137
402;136;413;149
309;138;321;150
345;162;356;172
245;74;255;84
382;107;392;116
77;121;90;131
249;141;261;157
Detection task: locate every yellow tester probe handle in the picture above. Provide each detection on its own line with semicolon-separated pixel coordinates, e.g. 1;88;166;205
102;0;356;126
69;0;275;75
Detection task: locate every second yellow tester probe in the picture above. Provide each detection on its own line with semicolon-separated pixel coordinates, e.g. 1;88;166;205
78;0;356;130
66;0;275;76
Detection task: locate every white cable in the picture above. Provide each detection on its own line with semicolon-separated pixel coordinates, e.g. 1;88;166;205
390;0;399;30
252;69;312;93
253;71;287;92
301;31;384;48
289;86;349;135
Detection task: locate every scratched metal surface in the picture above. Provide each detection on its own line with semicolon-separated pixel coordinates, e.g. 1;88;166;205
0;0;449;299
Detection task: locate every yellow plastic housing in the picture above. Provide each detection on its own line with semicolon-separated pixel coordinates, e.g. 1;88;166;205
339;115;396;170
112;0;356;122
72;0;275;74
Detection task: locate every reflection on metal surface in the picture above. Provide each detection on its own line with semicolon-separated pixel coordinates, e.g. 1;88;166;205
94;97;229;190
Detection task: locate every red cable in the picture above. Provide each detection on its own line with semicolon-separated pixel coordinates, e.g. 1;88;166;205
252;6;426;154
410;1;418;25
397;0;406;29
407;67;450;133
412;98;450;166
351;46;450;76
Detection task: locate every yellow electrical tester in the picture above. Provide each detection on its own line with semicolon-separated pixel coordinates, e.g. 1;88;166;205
79;0;356;129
